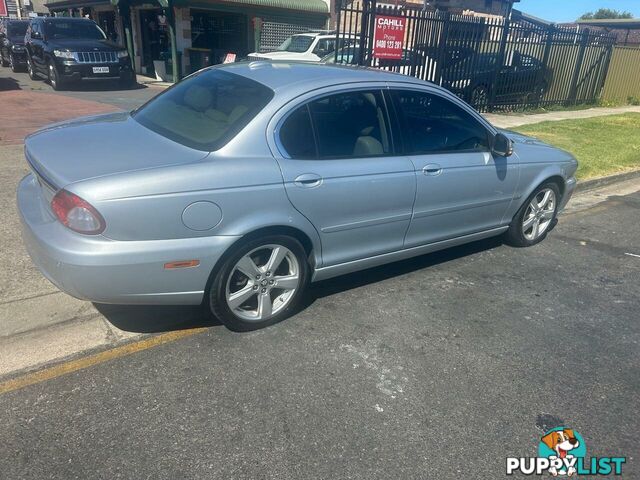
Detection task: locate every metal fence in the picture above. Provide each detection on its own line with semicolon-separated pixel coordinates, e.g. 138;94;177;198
334;0;617;112
601;46;640;104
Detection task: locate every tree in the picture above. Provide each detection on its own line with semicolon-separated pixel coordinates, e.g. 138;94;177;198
579;8;634;20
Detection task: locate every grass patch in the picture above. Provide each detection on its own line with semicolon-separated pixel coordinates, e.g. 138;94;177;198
514;113;640;179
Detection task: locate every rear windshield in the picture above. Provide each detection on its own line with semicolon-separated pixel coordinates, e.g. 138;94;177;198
133;69;274;151
8;22;28;37
44;21;106;40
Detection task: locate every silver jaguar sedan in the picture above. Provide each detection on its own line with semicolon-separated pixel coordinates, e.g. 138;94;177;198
18;62;577;331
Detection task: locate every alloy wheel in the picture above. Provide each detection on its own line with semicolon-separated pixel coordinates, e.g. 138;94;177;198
522;188;556;241
225;244;300;322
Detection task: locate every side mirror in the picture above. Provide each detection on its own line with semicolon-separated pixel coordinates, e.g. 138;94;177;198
492;133;513;157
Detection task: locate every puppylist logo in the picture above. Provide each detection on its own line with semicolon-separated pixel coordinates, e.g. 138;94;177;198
506;427;626;476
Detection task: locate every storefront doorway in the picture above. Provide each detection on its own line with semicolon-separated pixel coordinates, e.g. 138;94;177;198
191;10;248;65
139;8;170;76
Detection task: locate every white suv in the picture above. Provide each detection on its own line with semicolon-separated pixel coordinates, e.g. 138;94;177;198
248;32;356;63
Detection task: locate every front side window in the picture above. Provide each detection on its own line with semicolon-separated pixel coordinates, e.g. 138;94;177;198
391;90;490;154
134;69;274;151
44;21;106;40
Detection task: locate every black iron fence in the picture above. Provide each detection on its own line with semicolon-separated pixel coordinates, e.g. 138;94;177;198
334;1;616;112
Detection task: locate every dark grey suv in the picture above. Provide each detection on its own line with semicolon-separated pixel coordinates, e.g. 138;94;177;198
25;17;135;90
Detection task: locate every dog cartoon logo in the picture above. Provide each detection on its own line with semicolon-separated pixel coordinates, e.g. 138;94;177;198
538;428;586;476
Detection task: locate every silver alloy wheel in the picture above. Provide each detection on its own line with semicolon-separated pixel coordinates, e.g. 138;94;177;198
225;244;300;322
522;188;556;241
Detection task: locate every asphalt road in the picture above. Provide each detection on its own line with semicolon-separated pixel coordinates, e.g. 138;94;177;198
0;66;160;110
0;188;638;479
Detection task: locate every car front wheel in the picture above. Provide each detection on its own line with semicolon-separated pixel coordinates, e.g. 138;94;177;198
48;61;64;90
206;235;309;331
505;182;560;247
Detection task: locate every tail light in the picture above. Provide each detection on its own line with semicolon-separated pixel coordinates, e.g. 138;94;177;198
51;190;106;235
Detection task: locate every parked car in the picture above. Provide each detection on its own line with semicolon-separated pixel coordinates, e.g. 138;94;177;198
24;17;134;90
324;45;550;107
18;62;577;331
0;19;29;72
443;51;551;106
248;31;356;62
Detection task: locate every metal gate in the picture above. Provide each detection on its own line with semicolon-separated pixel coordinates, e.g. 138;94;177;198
334;0;616;112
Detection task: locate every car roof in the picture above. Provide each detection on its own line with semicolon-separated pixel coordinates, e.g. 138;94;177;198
219;61;426;93
7;19;29;24
43;17;96;22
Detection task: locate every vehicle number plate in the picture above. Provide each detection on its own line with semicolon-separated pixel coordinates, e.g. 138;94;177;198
92;66;110;74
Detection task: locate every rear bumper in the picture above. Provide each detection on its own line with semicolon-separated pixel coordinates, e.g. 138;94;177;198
18;174;240;305
10;50;27;64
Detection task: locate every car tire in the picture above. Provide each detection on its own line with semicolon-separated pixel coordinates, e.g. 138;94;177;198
119;74;136;90
505;182;560;247
48;61;64;91
9;53;19;72
206;235;310;332
27;56;39;81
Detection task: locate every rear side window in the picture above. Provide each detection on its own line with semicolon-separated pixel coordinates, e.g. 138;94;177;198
279;90;392;159
134;69;274;151
279;106;316;159
391;90;489;154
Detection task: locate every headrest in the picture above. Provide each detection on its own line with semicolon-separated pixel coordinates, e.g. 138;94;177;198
183;85;212;112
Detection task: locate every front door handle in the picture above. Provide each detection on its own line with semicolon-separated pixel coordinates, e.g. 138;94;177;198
294;173;322;188
422;164;442;176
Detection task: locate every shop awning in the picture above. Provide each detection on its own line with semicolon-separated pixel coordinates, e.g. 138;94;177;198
111;0;328;14
172;0;328;14
47;0;112;10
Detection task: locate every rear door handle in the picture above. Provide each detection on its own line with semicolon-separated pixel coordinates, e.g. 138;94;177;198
422;164;442;176
294;173;322;188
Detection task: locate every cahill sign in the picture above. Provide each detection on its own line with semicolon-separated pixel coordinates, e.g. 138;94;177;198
373;15;405;60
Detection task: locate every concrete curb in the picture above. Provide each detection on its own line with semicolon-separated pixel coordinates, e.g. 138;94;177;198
576;169;640;193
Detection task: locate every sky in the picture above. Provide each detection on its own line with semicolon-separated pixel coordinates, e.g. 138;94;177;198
517;0;640;23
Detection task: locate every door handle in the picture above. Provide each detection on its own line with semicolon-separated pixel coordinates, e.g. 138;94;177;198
422;164;442;176
294;173;322;188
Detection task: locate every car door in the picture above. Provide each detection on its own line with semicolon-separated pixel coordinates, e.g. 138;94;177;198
29;21;44;72
388;87;519;248
272;87;417;267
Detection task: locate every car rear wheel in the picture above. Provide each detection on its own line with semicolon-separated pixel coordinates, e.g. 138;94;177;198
48;61;64;91
206;235;309;331
27;57;39;80
505;182;560;247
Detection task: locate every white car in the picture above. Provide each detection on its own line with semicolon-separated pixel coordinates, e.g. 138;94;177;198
247;32;356;63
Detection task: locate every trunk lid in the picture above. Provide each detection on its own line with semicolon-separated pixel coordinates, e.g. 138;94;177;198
25;112;209;189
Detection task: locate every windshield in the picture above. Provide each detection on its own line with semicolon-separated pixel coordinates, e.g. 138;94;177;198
276;35;314;53
44;21;106;40
133;69;274;151
7;22;28;37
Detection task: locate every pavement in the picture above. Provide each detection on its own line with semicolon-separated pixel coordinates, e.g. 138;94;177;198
1;66;639;479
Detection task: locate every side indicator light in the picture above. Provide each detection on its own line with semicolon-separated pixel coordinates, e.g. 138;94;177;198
164;260;200;270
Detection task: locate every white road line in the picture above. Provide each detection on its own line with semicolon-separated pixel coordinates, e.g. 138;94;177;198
624;253;640;258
